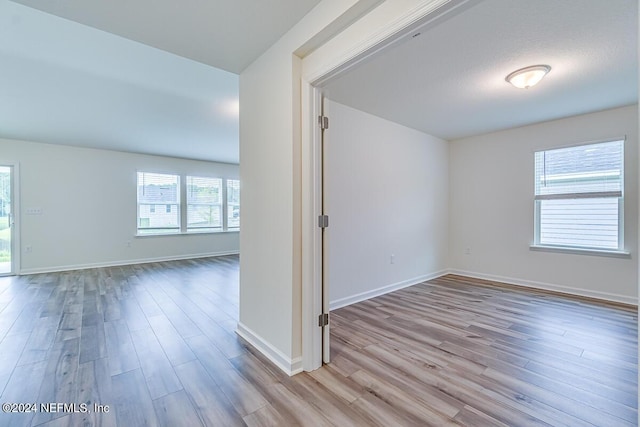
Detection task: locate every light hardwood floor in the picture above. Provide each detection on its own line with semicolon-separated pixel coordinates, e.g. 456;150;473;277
0;256;636;426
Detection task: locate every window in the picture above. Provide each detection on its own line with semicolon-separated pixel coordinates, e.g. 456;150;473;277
227;179;240;229
137;171;238;235
534;140;624;251
137;172;180;234
187;176;222;231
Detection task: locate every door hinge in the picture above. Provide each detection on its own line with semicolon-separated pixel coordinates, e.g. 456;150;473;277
318;115;329;130
318;313;329;327
318;215;329;229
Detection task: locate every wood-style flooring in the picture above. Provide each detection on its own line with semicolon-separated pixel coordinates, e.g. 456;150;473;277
0;256;636;426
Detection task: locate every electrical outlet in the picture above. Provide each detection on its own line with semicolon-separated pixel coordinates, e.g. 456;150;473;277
464;247;471;255
390;254;395;264
25;208;43;215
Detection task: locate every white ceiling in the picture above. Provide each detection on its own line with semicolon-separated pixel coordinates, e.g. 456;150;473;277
1;0;636;165
324;0;638;141
1;0;323;164
9;0;324;74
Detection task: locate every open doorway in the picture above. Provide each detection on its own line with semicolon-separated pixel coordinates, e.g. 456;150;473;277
307;0;484;368
305;0;637;368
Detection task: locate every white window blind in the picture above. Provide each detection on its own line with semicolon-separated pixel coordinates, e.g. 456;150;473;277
137;172;239;235
187;176;222;230
227;179;240;229
534;140;624;250
137;172;180;234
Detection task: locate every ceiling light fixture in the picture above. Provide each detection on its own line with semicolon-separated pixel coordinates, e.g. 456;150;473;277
505;65;551;89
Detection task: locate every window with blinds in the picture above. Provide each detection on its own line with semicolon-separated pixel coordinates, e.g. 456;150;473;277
534;140;624;251
187;176;222;230
227;179;240;229
137;172;239;235
137;172;180;234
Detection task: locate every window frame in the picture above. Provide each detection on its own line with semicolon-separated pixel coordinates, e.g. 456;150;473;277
136;171;239;236
137;172;181;235
531;138;629;257
186;176;223;232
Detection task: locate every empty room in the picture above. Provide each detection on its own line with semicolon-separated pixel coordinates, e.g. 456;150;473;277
1;0;638;426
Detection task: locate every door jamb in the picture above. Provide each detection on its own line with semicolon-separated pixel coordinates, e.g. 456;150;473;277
301;82;324;371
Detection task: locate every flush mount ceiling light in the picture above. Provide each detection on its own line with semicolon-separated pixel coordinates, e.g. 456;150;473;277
505;65;551;89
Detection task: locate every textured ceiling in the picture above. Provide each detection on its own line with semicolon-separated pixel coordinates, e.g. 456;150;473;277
324;0;638;141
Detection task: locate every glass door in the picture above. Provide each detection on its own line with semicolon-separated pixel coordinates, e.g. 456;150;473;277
0;166;13;275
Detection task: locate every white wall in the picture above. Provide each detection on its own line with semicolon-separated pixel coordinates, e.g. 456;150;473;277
239;0;369;374
241;0;637;375
325;100;448;308
240;0;464;374
0;137;239;274
449;105;638;304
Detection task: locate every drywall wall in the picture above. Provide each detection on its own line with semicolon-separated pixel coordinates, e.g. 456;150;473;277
239;0;370;373
449;105;638;304
325;100;448;308
239;0;445;374
0;137;239;274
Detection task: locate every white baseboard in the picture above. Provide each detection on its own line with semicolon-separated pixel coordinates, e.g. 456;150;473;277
329;270;449;311
18;250;240;275
448;269;638;306
236;322;302;376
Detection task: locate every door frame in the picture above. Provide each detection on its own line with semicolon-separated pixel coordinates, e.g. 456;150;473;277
299;0;475;371
0;162;20;276
301;82;324;370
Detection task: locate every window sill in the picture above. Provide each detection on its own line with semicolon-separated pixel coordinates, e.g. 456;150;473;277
136;229;239;238
530;245;630;259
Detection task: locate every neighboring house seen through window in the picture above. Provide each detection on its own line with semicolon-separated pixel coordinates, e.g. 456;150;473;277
137;172;180;234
